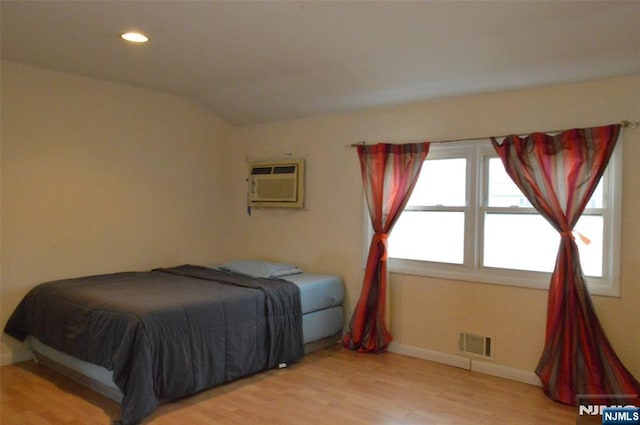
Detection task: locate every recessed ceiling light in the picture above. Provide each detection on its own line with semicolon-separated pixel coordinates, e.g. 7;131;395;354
121;32;149;43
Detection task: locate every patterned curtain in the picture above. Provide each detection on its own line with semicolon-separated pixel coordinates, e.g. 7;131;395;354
343;142;430;353
491;124;640;404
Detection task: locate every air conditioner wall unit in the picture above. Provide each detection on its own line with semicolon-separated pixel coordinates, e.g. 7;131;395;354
248;158;305;208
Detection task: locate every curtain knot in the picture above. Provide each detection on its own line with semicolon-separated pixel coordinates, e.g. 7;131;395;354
560;229;575;240
560;229;592;245
373;233;389;261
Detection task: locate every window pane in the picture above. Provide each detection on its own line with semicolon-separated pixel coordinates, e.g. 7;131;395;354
483;213;557;272
487;158;532;207
389;211;464;264
483;213;603;276
407;159;466;207
586;180;604;208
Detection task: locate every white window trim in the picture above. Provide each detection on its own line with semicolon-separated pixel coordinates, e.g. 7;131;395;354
363;137;623;297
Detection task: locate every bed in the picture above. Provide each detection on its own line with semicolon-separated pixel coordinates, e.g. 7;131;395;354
4;261;344;425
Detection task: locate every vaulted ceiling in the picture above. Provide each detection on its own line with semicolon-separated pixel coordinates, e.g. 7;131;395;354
2;1;638;125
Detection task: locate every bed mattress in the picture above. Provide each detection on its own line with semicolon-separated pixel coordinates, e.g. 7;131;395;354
284;273;344;314
302;306;343;344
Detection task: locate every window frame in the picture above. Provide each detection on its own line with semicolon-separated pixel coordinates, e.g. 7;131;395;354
364;137;623;297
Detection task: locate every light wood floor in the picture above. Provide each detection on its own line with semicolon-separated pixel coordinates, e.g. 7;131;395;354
1;345;579;424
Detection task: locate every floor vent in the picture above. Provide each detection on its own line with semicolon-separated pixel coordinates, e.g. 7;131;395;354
458;331;493;358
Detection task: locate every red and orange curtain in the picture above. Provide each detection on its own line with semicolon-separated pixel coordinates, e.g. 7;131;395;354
491;124;640;404
343;142;430;353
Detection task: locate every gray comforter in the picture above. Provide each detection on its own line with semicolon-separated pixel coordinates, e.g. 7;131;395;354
4;265;304;425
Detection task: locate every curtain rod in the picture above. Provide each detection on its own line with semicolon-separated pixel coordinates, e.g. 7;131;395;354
349;120;639;148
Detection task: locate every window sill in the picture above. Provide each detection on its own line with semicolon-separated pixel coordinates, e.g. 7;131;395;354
388;258;620;298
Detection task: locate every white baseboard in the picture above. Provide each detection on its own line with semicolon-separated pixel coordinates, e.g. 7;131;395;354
389;342;471;369
0;349;33;366
388;342;541;387
471;359;542;387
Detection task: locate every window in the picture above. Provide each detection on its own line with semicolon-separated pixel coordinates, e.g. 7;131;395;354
381;138;622;296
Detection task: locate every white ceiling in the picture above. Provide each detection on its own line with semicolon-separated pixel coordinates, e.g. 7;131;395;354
2;1;639;126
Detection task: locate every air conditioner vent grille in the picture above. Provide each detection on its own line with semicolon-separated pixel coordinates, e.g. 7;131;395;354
458;331;493;358
273;165;296;174
251;167;272;175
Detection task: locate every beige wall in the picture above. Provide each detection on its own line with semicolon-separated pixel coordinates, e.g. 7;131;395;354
1;61;638;380
224;76;640;378
0;62;231;360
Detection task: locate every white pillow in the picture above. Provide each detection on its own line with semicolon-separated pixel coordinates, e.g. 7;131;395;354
215;259;303;279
